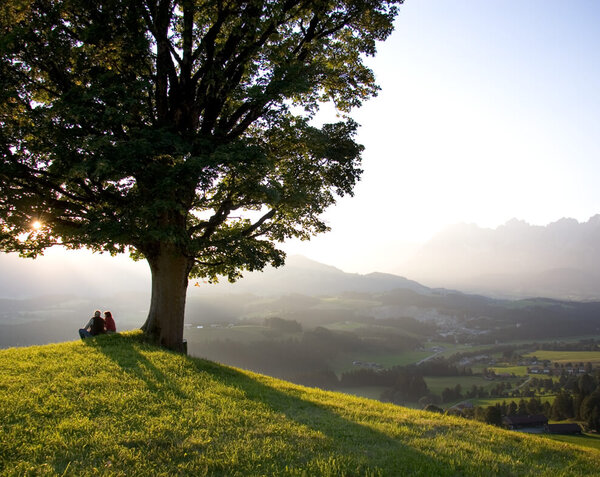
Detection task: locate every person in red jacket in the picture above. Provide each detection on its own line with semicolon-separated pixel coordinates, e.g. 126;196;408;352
104;310;116;333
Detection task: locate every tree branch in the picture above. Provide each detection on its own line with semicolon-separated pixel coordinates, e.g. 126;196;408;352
241;209;276;237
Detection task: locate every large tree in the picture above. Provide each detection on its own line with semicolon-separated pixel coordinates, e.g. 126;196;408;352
0;0;401;350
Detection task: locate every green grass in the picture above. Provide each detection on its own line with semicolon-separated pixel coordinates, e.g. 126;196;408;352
1;333;599;476
488;365;530;376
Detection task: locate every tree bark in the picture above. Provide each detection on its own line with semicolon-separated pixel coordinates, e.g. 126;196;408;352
141;243;193;352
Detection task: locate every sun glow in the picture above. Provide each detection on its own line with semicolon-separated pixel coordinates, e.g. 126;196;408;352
31;220;43;230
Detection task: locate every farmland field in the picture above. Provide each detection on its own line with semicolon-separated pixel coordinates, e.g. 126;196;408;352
424;375;512;396
488;365;530;376
522;350;600;365
331;350;433;374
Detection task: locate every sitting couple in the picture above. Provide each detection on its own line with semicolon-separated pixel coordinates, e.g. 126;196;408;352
79;310;116;339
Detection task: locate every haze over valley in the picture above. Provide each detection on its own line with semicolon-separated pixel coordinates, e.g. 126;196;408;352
3;215;600;350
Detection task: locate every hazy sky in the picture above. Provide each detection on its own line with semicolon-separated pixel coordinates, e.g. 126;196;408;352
283;0;600;273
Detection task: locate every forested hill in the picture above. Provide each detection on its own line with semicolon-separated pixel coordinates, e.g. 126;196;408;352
1;332;598;476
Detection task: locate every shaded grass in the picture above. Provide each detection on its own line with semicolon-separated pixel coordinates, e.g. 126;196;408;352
334;386;389;402
1;333;599;476
539;433;600;452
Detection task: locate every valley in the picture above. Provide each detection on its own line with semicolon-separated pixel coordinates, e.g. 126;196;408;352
2;255;600;446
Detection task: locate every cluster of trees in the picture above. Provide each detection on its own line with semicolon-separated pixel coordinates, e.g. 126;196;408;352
501;397;547;417
565;373;600;431
438;382;516;404
449;375;600;432
537;340;600;352
380;373;429;404
339;358;470;388
440;385;463;403
550;390;600;431
417;359;472;377
429;397;552;426
338;358;475;405
450;398;550;427
338;365;431;404
519;374;599;396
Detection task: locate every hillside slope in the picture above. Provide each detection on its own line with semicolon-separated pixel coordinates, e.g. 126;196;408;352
1;334;598;476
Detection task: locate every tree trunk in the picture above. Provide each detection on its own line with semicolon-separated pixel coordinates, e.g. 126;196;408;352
141;243;193;352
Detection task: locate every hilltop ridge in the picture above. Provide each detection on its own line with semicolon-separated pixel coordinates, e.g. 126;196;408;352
1;333;598;476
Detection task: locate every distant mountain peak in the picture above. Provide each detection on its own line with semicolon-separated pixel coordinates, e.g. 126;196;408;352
502;218;530;228
402;214;600;300
284;255;344;273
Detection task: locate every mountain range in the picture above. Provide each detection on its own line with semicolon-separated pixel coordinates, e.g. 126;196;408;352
204;254;432;296
401;215;600;299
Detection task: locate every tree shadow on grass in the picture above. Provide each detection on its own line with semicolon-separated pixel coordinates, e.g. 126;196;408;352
189;359;441;476
84;333;441;475
82;332;189;400
80;333;583;476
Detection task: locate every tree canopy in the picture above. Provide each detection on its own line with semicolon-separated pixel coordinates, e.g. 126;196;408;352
0;0;401;349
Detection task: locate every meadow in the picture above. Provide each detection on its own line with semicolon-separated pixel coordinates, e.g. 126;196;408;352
488;365;530;377
1;333;599;476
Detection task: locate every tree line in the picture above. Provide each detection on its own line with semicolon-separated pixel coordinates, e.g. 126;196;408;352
445;372;600;432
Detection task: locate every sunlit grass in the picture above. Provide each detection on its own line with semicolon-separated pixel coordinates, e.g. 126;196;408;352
488;365;529;376
1;333;598;476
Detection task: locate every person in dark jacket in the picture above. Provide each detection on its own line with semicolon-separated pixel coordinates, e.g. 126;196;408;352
79;310;105;339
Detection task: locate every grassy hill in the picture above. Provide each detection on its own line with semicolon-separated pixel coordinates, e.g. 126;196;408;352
1;334;598;476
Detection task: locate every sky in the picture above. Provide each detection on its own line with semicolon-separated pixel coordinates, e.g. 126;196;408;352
4;0;600;285
282;0;600;273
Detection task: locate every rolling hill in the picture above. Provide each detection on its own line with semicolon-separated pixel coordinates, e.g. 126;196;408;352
1;333;598;476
